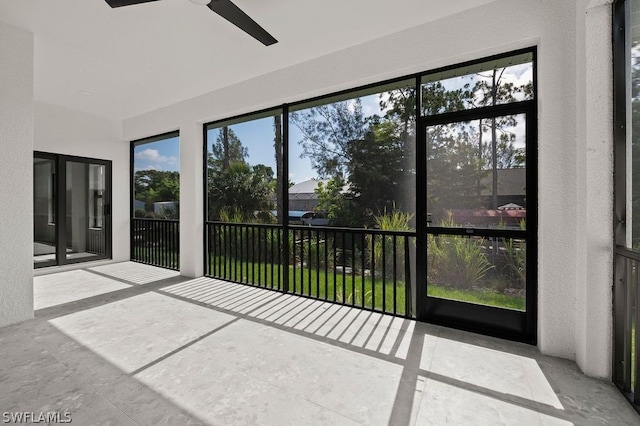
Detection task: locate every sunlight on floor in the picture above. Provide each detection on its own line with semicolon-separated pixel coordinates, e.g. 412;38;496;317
34;269;130;310
429;337;564;410
88;262;179;285
42;271;573;425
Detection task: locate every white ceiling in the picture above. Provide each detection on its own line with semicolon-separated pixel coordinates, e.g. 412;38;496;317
0;0;498;120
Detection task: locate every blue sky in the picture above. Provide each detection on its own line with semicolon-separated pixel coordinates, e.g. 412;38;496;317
133;94;386;182
134;136;180;172
133;61;532;180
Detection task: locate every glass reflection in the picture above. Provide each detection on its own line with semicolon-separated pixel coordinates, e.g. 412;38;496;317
427;235;526;311
426;114;527;229
289;82;416;230
33;158;57;266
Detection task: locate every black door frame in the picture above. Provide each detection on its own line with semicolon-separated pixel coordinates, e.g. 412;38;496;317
34;151;112;268
199;47;539;344
415;102;538;344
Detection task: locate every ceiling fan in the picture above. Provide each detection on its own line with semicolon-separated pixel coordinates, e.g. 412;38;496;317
105;0;278;46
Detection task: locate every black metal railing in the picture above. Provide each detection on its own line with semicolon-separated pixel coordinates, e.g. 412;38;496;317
131;218;180;271
614;245;640;412
207;222;285;291
87;228;106;255
206;221;416;317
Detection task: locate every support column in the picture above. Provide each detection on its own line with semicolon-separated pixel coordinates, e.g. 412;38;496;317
574;0;614;378
0;22;34;326
179;122;204;278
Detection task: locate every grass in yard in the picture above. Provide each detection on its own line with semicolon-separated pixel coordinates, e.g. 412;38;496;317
208;256;409;315
207;256;526;314
633;324;636;390
132;246;180;270
427;285;525;311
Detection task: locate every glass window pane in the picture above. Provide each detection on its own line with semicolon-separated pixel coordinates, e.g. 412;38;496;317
66;162;107;260
427;114;527;229
206;110;283;223
427;235;526;311
630;0;640;248
34;158;57;266
133;134;180;219
421;53;534;116
289;81;416;230
89;164;104;229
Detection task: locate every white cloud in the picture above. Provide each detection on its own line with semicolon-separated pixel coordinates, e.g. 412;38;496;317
135;148;177;165
135;164;162;172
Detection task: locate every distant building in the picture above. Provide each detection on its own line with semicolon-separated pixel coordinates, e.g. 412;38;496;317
134;199;145;212
288;178;350;211
479;168;527;208
288;179;329;211
153;201;178;216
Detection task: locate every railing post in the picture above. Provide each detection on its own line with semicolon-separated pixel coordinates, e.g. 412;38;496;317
130;218;179;272
635;258;640;404
625;257;634;393
282;105;290;293
404;236;413;318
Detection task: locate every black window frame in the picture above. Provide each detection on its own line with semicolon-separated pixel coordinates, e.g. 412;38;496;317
202;47;538;344
34;151;113;268
130;130;180;219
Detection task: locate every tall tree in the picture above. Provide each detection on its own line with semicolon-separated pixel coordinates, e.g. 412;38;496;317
631;42;640;248
290;100;367;178
421;81;488;220
273;115;284;223
134;169;180;217
471;68;532;207
209;127;247;173
207;126;275;221
208;162;275;221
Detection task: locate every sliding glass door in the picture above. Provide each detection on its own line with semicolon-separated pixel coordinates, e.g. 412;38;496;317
33;153;111;268
420;109;536;341
416;51;537;342
33;154;58;267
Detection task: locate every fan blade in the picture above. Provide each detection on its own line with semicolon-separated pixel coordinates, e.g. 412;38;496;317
105;0;160;8
207;0;277;46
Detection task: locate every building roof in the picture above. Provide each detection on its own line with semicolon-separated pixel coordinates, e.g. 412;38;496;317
480;168;526;196
288;179;328;200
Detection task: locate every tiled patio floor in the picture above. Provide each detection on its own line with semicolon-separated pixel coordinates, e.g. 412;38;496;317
1;261;638;425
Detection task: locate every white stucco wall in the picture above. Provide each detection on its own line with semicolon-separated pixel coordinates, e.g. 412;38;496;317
573;0;614;379
34;102;128;263
0;22;34;326
122;0;615;377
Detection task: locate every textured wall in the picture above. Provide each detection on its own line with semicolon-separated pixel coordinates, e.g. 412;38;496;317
33;102;128;262
573;0;614;379
0;22;34;327
123;0;614;376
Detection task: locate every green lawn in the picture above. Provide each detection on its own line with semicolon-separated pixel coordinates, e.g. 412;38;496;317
207;256;525;313
132;246;179;270
427;286;525;311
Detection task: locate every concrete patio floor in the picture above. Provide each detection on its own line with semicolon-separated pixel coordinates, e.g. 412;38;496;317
1;262;638;425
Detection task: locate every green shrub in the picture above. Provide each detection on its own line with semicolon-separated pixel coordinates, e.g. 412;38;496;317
367;209;414;280
501;237;526;289
428;212;493;290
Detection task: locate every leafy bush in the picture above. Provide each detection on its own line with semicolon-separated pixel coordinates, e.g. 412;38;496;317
501;238;526;289
368;209;413;280
427;212;493;290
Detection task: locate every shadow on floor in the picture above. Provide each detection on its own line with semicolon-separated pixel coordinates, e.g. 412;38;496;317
4;262;636;425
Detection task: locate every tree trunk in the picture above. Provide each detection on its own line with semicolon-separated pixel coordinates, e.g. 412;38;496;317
223;126;230;172
477;118;483;198
274;116;284;223
491;71;498;210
